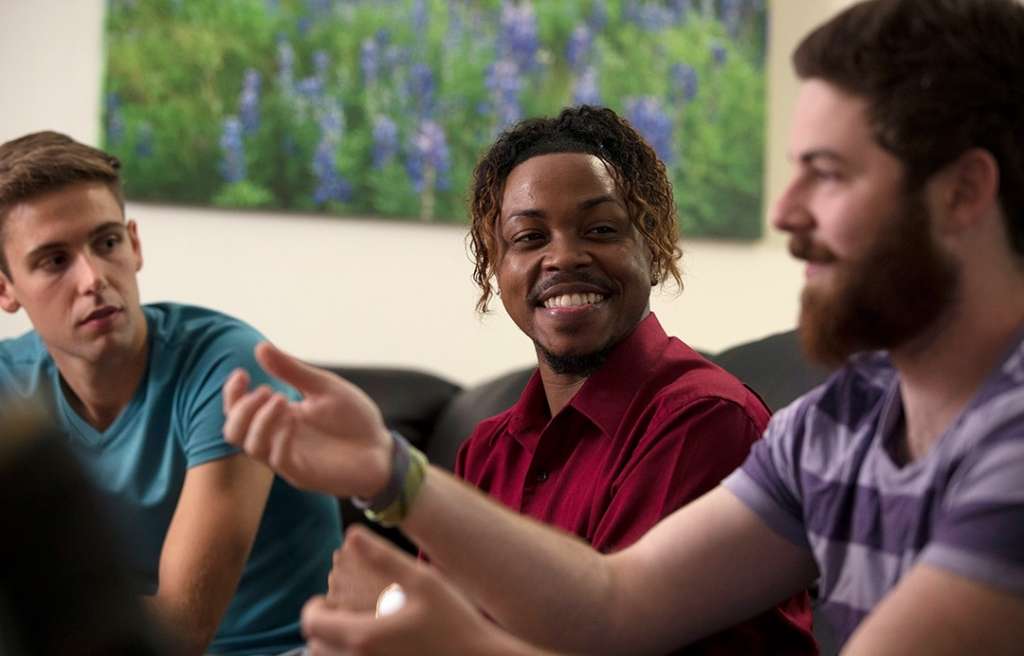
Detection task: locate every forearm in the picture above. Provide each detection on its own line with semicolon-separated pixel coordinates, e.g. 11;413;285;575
400;466;622;653
143;591;218;656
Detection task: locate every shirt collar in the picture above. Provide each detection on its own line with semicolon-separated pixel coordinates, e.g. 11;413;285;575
569;312;672;437
505;313;672;441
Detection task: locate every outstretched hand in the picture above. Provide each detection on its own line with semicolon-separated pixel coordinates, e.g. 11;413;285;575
222;342;392;499
301;526;526;656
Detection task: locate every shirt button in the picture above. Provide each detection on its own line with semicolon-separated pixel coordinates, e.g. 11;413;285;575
535;470;549;483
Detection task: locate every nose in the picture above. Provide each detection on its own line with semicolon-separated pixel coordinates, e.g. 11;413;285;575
771;176;815;235
543;233;592;271
74;253;107;295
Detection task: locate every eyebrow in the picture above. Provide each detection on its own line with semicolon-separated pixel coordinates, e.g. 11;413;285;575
24;222;126;261
504;194;623;221
796;149;847;166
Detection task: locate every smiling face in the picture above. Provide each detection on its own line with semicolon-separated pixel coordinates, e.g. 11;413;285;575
774;80;958;365
495;152;652;376
0;181;147;369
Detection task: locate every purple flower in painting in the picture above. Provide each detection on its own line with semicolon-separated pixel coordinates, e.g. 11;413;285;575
486;58;522;130
566;25;592;73
625;1;674;31
277;40;295;93
588;0;608;30
219;117;246;183
106;92;124;145
720;0;742;38
671;62;698;102
361;36;379;84
626;97;674;165
412;0;428;35
296;75;324;101
711;40;728;66
408;63;436;118
572;66;601;106
499;1;539;72
239;68;261;134
135;122;154;159
668;0;691;22
406;119;451;193
305;0;332;18
314;50;330;79
312;104;352;205
372;115;399;169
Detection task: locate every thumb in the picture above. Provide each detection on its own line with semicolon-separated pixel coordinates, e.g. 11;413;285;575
254;341;331;395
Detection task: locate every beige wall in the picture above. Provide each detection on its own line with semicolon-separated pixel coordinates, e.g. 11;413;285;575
0;0;854;385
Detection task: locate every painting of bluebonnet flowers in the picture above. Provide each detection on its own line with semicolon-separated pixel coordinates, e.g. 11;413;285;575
103;0;767;238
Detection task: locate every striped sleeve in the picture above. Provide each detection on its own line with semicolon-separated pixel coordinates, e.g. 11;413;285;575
921;407;1024;596
723;402;811;550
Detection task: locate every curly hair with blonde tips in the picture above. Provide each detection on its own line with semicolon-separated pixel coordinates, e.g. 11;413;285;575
467;105;682;313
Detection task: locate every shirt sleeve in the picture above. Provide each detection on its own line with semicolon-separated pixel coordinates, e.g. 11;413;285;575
723;403;813;550
177;323;298;468
921;421;1024;596
590;396;766;553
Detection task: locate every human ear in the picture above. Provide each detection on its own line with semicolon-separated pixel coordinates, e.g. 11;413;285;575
940;148;1000;231
0;271;21;314
127;219;144;272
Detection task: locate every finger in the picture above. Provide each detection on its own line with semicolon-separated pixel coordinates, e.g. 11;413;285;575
306;638;352;656
249;393;294;472
255;341;333;396
345;526;423;588
222;368;251;414
302;595;379;650
222;385;274;452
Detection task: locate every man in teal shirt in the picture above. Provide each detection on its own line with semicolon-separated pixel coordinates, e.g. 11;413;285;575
0;131;339;655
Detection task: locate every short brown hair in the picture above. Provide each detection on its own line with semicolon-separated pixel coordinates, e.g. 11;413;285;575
0;131;124;276
793;0;1024;256
468;105;682;313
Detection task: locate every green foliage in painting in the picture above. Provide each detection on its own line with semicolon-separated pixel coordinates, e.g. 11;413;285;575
104;0;767;239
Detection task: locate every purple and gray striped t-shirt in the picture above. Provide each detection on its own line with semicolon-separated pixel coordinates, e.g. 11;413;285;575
724;335;1024;646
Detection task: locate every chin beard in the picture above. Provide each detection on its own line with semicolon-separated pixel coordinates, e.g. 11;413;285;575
536;341;617;377
799;194;958;368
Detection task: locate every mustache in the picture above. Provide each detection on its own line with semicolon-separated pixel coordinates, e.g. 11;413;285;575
527;271;614;305
788;235;837;264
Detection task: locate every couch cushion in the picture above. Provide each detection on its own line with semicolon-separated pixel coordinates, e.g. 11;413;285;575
709;330;832;412
319;366;461;447
427;366;535;471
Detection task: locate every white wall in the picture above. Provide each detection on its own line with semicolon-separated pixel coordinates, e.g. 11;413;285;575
0;0;854;386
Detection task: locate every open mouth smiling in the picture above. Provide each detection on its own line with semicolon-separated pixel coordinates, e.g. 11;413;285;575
542;292;607;308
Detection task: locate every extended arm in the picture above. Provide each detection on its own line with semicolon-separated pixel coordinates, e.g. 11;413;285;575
404;472;817;653
144;454;273;655
222;343;818;654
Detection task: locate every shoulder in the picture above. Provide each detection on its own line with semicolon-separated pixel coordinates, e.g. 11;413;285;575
148;303;267;371
646;338;771;431
0;330;55;396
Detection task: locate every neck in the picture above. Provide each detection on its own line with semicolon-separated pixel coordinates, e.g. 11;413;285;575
891;274;1024;462
55;326;149;432
539;369;588;417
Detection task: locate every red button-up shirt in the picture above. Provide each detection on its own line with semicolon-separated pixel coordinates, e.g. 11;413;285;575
456;314;816;654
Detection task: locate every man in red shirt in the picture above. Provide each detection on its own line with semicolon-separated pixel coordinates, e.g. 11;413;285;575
324;105;813;653
451;106;813;654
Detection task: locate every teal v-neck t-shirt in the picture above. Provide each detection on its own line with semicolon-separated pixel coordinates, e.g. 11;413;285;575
0;303;341;655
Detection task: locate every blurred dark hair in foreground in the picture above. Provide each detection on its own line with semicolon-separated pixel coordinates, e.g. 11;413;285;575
0;399;169;656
